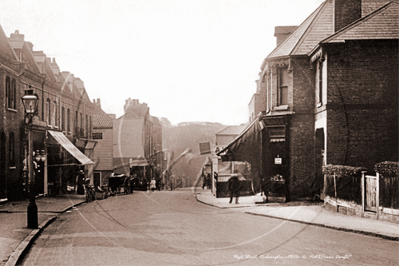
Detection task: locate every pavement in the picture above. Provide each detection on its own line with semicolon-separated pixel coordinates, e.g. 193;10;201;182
196;191;399;241
1;190;398;266
0;193;86;266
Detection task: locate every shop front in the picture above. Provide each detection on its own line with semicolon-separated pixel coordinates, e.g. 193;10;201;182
260;115;291;201
46;130;94;195
22;121;47;198
216;118;261;198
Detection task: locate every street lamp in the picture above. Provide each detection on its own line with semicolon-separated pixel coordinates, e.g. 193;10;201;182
35;150;46;163
21;87;39;229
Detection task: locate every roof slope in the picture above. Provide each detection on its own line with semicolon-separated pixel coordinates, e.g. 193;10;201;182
93;108;113;128
322;2;399;43
216;124;248;136
267;1;332;59
0;26;18;60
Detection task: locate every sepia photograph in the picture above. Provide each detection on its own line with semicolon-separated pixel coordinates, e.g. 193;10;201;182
0;0;398;265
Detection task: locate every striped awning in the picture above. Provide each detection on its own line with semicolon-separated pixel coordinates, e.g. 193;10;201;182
48;130;94;165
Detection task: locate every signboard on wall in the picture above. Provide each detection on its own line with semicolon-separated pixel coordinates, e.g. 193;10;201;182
199;142;211;155
92;132;103;139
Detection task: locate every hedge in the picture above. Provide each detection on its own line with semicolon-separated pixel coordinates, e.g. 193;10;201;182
322;165;366;204
375;161;399;178
375;161;398;209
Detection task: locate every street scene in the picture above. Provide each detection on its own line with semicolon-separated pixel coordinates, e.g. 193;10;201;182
0;0;398;265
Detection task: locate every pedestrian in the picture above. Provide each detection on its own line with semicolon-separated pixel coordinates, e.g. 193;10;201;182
202;174;206;189
150;178;156;192
156;178;161;191
76;170;85;195
228;171;241;204
206;173;211;189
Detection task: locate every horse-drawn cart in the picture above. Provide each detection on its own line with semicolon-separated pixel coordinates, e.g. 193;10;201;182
108;173;134;195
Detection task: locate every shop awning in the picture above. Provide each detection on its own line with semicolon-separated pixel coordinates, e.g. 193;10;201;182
217;117;261;161
48;130;94;165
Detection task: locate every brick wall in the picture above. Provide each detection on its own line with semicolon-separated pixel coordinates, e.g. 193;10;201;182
293;57;315;114
289;114;316;199
326;40;398;171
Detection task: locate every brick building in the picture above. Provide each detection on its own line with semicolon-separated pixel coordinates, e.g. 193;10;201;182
219;0;398;200
0;27;95;200
113;98;163;184
92;98;114;187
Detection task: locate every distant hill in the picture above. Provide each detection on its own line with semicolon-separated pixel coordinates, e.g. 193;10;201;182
160;119;227;187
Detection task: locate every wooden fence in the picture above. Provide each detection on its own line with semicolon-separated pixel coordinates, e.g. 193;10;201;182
324;170;398;217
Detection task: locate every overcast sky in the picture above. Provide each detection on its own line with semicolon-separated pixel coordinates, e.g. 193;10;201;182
1;0;324;126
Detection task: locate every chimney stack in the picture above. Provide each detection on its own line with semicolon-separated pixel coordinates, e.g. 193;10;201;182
333;0;361;32
274;26;298;47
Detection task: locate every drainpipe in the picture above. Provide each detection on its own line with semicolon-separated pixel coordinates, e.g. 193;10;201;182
41;77;47;195
41;77;46;121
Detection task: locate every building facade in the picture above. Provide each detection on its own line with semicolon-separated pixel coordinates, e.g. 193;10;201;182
219;0;398;201
92;98;114;188
0;27;95;200
113;98;163;184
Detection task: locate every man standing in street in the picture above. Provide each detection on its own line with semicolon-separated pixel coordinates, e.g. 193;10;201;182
228;170;241;204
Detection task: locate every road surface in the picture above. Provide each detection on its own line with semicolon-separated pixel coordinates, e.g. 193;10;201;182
19;190;398;266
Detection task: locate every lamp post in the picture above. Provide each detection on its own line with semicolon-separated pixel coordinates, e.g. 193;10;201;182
21;87;39;229
35;150;47;196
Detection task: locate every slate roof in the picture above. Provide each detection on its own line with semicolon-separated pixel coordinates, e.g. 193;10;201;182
266;0;398;60
216;124;248;136
93;108;113;128
322;2;399;43
0;26;17;60
267;1;332;59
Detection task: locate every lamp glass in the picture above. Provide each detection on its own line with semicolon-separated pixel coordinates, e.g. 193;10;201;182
22;89;38;115
35;150;41;162
40;150;46;162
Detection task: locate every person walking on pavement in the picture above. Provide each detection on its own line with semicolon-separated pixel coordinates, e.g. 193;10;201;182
202;173;207;189
228;170;241;204
150;178;156;192
76;170;85;195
